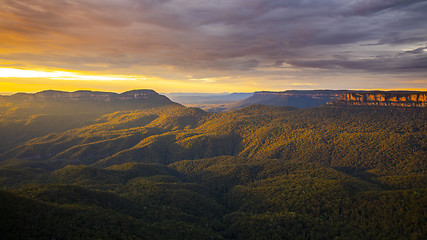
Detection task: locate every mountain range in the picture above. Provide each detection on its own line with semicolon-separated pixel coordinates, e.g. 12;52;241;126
163;90;427;112
0;89;426;239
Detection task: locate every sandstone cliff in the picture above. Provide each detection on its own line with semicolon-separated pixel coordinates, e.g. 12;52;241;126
333;91;427;107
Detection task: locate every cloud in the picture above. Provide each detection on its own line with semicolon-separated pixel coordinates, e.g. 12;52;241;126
0;0;426;90
405;47;427;54
288;48;427;73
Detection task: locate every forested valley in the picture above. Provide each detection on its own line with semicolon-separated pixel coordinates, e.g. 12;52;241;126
0;92;425;239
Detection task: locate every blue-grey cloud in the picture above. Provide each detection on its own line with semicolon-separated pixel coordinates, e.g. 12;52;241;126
0;0;426;88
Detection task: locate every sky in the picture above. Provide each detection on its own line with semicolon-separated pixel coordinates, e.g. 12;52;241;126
0;0;426;94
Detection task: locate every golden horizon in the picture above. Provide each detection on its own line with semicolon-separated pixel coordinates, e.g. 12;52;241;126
1;67;426;94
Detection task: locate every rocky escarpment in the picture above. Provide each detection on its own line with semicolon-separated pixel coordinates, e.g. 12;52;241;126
333;91;427;107
227;90;349;109
1;89;172;103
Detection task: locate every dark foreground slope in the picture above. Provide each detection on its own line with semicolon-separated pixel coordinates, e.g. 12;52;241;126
0;96;426;239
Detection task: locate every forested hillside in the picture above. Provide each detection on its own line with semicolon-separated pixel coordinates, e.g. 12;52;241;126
0;91;425;239
0;90;177;152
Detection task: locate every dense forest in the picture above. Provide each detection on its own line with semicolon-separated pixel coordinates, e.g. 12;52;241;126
0;91;426;239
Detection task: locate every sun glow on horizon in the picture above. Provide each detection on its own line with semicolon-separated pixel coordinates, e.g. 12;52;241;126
0;67;261;94
0;68;144;81
1;67;425;95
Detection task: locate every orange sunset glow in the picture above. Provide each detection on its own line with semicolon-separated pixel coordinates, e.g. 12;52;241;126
0;0;426;93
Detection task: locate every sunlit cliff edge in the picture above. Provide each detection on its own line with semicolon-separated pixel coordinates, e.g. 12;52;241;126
332;91;427;107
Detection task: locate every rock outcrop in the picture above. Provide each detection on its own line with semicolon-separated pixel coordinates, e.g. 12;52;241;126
333;91;427;107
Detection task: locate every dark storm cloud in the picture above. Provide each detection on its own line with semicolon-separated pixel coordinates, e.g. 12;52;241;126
1;0;426;87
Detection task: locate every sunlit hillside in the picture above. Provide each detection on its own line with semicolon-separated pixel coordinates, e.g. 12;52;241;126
0;90;425;239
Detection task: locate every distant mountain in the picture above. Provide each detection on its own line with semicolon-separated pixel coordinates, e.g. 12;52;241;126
227;90;348;110
332;91;427;107
1;89;172;103
0;89;177;152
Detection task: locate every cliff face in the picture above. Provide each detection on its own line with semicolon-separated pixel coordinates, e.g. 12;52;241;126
333;91;427;107
1;89;170;103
